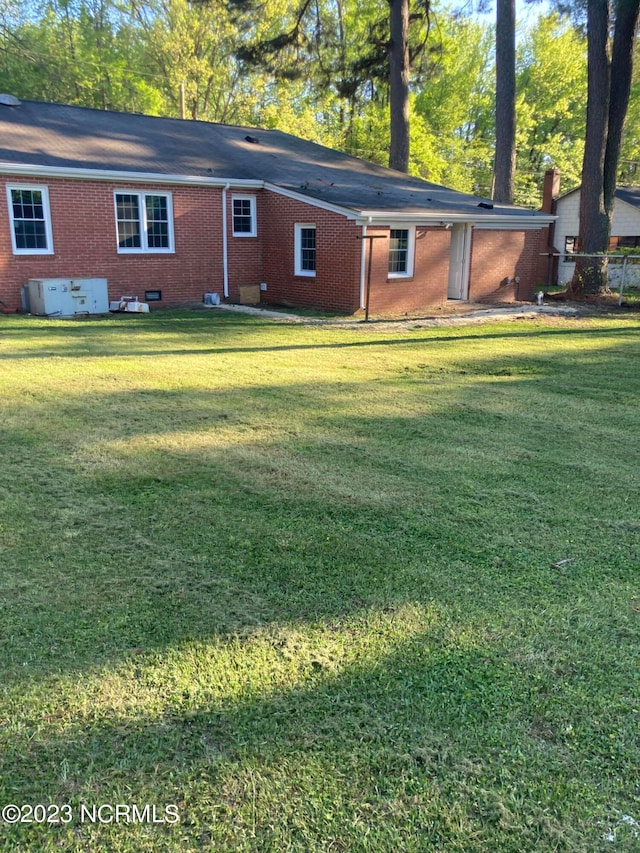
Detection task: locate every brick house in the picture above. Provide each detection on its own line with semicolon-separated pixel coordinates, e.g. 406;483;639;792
552;183;640;287
0;98;553;315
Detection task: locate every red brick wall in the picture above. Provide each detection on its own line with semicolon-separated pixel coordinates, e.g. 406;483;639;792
0;173;546;315
0;178;365;314
260;194;362;313
368;226;451;315
0;176;225;311
468;229;542;302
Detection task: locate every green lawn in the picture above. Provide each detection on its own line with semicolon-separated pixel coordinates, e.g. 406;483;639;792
0;310;638;852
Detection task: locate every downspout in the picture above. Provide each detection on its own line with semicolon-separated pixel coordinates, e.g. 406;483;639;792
463;224;473;301
359;219;372;309
222;183;230;299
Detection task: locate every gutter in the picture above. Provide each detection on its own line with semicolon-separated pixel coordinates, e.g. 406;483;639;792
0;161;263;189
356;211;556;228
0;162;555;229
262;183;555;228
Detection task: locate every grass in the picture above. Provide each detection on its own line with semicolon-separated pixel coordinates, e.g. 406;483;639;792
0;309;639;852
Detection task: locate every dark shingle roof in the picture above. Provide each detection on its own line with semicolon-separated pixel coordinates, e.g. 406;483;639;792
0;99;548;221
615;187;640;208
556;185;640;208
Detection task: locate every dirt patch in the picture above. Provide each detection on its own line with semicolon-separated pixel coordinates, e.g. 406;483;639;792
544;289;640;311
215;298;638;331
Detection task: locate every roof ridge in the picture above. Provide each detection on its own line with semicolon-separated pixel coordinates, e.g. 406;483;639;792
16;97;269;134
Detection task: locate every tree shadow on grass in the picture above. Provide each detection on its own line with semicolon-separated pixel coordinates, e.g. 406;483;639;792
0;613;629;851
1;331;638;850
1;311;639;361
1;334;638;680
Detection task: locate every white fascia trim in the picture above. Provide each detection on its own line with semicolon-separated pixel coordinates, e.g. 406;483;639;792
1;164;555;227
472;219;556;230
0;161;263;189
356;211;470;224
264;182;359;219
357;211;556;229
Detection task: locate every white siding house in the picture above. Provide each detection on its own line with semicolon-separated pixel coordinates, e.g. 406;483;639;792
554;187;640;287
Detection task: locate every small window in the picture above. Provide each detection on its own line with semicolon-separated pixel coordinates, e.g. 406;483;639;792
232;195;257;237
564;236;578;255
295;224;316;276
6;185;53;255
388;227;415;277
114;191;174;253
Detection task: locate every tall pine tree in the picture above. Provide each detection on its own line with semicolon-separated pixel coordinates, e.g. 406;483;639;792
573;0;640;294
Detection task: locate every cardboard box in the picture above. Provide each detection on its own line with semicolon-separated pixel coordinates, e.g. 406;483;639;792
238;285;261;305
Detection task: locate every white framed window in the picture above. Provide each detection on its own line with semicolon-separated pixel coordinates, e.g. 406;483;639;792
295;223;316;277
388;227;415;277
564;236;578;255
114;191;174;253
6;184;54;255
232;195;257;237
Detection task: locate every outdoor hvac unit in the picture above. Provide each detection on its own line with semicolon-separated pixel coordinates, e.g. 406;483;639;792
26;278;109;317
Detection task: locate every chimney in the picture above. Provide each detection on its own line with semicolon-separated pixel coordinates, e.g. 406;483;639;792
541;167;560;213
537;168;561;288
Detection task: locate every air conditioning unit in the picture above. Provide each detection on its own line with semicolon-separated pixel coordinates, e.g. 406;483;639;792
27;278;109;317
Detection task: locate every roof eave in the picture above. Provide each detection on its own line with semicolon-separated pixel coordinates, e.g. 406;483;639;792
264;185;555;226
0;162;264;189
0;163;555;227
264;182;361;218
357;210;556;228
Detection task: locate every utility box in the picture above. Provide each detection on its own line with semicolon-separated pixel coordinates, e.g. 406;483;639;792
27;278;109;317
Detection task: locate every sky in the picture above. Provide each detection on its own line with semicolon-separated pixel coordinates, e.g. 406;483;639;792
474;1;553;25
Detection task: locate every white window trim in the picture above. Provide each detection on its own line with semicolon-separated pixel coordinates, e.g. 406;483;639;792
232;194;257;237
388;225;416;278
114;190;174;254
6;183;54;255
294;223;316;277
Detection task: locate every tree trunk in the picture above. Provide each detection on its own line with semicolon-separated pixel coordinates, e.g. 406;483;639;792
388;0;410;172
494;0;516;203
572;0;611;295
604;0;640;216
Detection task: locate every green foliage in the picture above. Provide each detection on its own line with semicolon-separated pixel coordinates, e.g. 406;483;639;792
2;0;640;206
126;0;241;121
413;13;494;193
515;12;587;206
257;80;349;148
619;41;640;181
0;0;161;113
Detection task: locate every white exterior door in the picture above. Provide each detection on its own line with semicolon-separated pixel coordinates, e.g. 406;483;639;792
447;224;471;300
